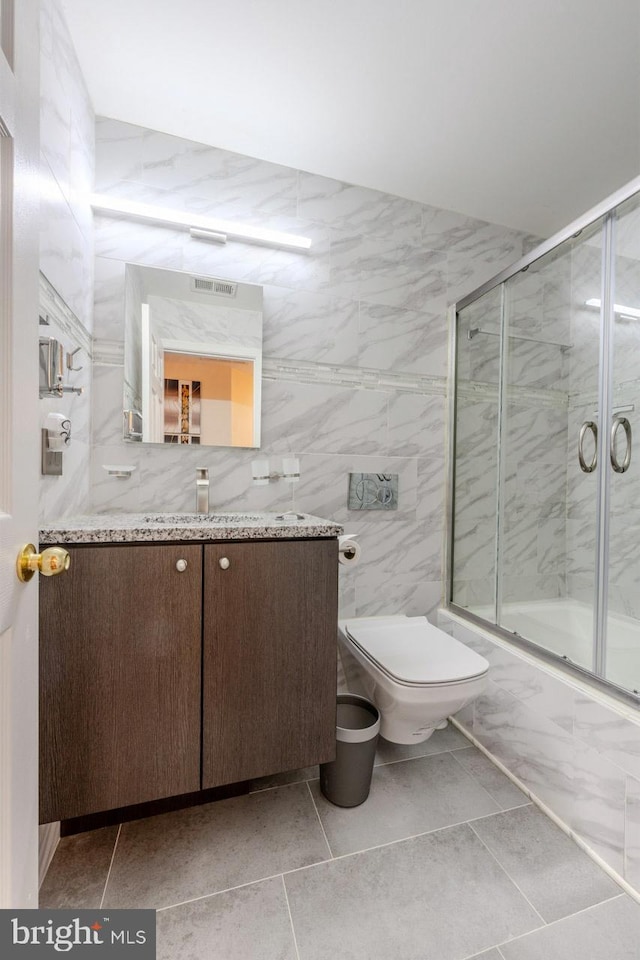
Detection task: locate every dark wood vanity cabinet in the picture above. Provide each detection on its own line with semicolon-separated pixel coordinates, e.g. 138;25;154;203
39;543;203;824
202;539;338;787
39;537;338;824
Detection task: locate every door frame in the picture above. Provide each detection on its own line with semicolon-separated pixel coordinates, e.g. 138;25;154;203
0;0;42;908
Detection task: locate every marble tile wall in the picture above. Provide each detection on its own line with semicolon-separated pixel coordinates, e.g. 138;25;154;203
89;117;528;618
147;296;262;350
439;608;640;894
39;275;92;521
39;0;94;521
452;256;570;610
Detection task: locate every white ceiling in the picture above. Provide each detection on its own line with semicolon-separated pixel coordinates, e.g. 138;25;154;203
60;0;640;238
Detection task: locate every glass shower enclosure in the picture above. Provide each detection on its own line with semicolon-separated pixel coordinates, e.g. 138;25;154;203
448;175;640;702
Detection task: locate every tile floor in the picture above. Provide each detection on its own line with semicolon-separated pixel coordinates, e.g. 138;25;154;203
40;725;640;959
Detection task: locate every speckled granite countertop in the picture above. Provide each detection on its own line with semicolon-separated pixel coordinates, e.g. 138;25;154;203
40;512;343;544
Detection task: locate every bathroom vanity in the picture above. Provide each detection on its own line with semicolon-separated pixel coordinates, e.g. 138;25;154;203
38;513;341;825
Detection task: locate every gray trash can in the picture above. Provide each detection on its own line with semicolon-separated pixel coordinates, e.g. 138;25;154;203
320;694;380;807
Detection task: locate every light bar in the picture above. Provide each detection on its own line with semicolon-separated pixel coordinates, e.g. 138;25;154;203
90;193;312;252
189;227;227;245
585;298;640;319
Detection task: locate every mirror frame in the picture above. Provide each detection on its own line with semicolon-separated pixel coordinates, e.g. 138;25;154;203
124;263;263;449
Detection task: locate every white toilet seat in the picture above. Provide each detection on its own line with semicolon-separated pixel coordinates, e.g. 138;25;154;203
341;615;489;688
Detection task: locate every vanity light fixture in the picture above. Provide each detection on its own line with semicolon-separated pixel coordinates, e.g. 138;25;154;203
189;227;228;245
585;298;640;320
90;194;313;252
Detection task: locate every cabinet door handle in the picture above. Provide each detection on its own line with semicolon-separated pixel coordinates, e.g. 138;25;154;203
176;559;188;572
219;557;230;570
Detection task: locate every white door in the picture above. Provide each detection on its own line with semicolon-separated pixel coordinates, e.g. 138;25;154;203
0;0;43;907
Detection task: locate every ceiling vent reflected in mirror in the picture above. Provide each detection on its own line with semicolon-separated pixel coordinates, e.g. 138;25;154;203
191;277;237;297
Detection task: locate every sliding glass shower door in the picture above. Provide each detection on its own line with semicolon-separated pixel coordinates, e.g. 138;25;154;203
450;176;640;701
452;287;502;620
499;222;603;673
606;194;640;692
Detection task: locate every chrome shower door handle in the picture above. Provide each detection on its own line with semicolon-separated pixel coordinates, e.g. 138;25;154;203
610;416;632;473
578;421;598;473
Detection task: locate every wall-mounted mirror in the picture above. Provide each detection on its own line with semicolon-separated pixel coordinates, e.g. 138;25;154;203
123;264;262;447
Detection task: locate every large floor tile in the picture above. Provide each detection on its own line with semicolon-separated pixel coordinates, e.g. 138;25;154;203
309;751;500;856
250;765;318;792
374;724;470;764
467;952;503;960
284;824;542;960
39;826;118;909
471;804;620;923
156;877;297;960
499;895;640;959
103;783;330;909
452;746;531;810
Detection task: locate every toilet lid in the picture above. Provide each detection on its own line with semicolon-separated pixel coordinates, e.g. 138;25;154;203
341;616;489;686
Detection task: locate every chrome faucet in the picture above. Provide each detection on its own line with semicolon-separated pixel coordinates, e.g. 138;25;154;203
196;467;209;514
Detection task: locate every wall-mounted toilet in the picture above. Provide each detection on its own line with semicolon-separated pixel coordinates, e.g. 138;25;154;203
338;615;489;744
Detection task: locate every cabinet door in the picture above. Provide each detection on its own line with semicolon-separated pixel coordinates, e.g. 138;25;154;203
203;539;338;787
39;543;202;823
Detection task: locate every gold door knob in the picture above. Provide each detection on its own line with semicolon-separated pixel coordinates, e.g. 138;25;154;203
16;544;70;582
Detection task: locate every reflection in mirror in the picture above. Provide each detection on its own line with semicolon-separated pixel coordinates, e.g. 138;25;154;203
124;264;262;448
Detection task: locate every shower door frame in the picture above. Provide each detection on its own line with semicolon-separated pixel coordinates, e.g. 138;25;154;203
445;173;640;708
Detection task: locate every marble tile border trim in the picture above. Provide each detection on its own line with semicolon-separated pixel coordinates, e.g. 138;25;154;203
91;349;449;396
456;378;568;410
40;271;93;358
92;344;566;409
92;338;124;365
265;359;565;408
447;715;640;906
261;357;446;396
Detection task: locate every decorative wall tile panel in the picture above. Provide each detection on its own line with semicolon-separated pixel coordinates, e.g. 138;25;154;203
328;233;447;312
298;173;423;244
93;257;127;341
386;394;445;459
358;302;448;377
92;365;125;446
416;456;446;525
454;456;497;524
573;696;640;781
443;610;640;893
570;739;626;874
261;380;389;456
262;285;359;366
625;776;640;891
471;681;577;828
355;577;441;620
